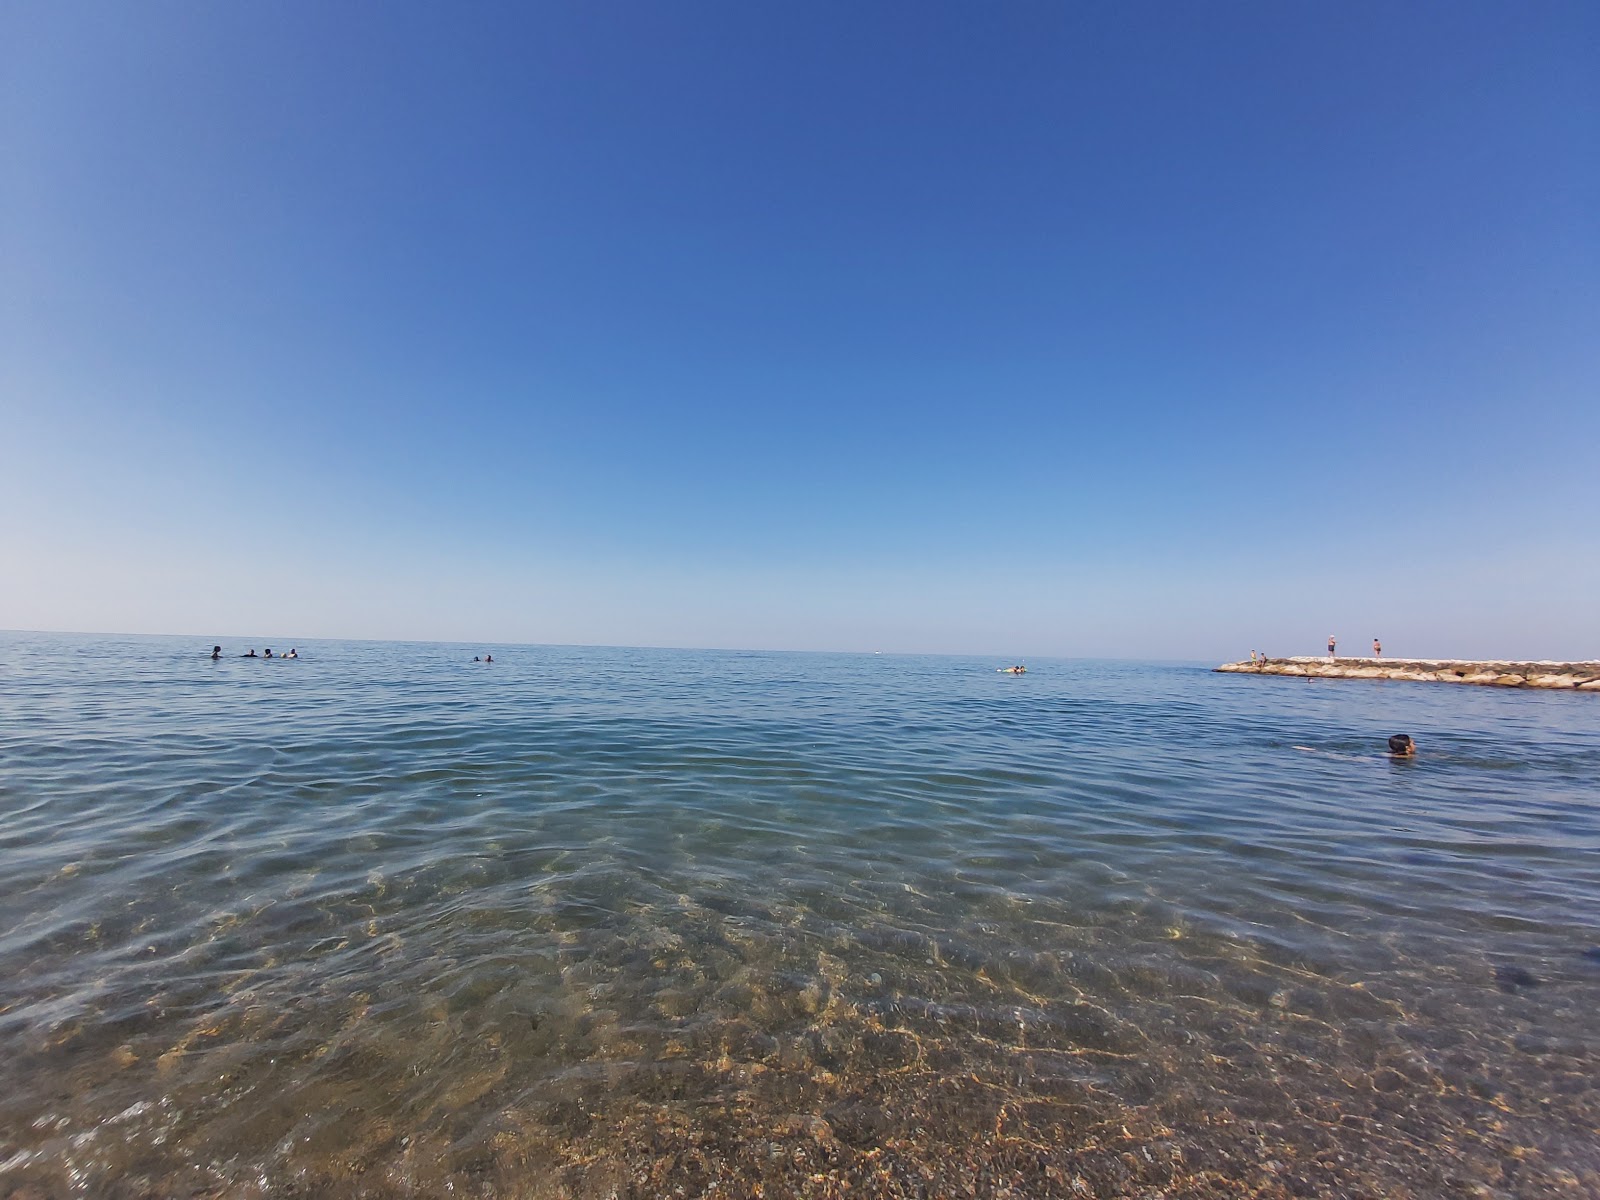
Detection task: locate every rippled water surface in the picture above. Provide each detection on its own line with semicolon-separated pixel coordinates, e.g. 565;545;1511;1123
1;632;1597;1198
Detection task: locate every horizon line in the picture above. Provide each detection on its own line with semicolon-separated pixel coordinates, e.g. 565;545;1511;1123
0;627;1215;664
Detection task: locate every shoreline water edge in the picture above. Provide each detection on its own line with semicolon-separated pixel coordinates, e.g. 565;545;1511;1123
1217;656;1600;689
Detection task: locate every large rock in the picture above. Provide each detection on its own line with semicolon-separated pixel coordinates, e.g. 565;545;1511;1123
1529;675;1578;689
1215;657;1598;691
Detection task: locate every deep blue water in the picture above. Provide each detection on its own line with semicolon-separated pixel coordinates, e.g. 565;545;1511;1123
1;632;1596;1197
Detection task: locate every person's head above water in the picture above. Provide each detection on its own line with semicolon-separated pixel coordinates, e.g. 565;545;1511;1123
1388;734;1416;756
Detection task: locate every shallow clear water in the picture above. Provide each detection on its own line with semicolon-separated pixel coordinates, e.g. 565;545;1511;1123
1;631;1596;1198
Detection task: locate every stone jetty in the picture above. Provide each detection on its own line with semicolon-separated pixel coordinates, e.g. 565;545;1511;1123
1216;657;1600;690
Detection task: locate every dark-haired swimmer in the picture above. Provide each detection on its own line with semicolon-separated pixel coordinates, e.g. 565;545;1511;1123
285;648;298;659
263;649;274;658
485;654;493;663
242;649;258;658
210;645;222;660
1388;734;1416;757
473;656;481;662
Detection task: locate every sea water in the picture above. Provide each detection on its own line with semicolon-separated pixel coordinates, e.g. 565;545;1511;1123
0;631;1595;1197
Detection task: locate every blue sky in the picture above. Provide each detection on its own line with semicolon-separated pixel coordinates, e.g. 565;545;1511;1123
3;2;1596;658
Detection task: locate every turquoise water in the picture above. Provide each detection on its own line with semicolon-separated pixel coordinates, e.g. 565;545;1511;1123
1;631;1596;1197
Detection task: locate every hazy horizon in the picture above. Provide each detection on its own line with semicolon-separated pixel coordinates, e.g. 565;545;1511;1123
5;624;1594;666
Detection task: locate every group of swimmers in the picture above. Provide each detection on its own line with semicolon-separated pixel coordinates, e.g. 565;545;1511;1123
196;648;1419;758
209;646;298;660
208;645;500;663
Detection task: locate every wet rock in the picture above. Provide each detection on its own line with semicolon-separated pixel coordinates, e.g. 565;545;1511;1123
1371;1068;1408;1093
1493;965;1540;992
823;1101;893;1149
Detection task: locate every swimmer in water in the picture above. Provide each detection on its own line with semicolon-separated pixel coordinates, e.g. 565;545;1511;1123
210;645;222;660
485;654;493;663
1388;734;1416;757
242;649;258;658
285;648;298;659
263;649;274;658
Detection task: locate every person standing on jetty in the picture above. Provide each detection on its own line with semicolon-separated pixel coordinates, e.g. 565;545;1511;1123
1373;638;1382;657
1328;635;1336;659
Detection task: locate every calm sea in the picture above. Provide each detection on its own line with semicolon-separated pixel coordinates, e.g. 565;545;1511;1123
1;631;1596;1198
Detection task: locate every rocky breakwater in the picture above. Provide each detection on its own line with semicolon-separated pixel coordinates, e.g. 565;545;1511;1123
1216;657;1600;690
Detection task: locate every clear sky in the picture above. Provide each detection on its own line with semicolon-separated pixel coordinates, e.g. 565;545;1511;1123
3;2;1596;659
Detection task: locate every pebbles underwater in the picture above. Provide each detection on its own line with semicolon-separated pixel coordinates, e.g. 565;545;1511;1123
0;634;1596;1197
